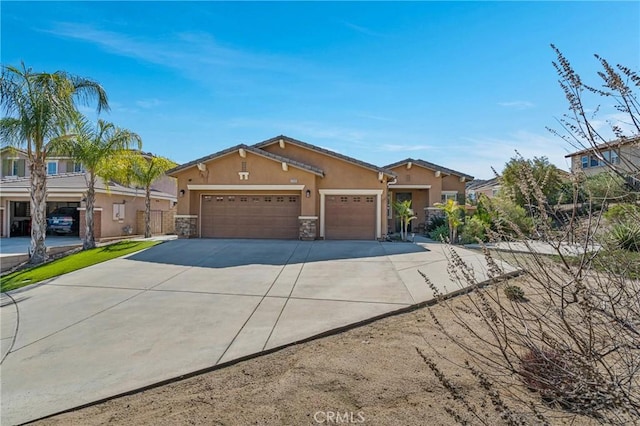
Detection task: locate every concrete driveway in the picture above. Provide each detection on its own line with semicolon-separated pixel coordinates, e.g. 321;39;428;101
0;236;82;255
0;239;516;424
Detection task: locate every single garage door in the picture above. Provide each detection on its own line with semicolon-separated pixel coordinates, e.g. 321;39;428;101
201;194;300;239
325;195;376;240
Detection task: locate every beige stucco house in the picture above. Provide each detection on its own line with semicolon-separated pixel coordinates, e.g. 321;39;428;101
384;158;474;233
466;177;501;202
565;136;640;178
169;136;394;240
170;136;475;240
0;148;177;239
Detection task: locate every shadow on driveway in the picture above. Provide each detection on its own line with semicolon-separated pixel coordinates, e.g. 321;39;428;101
126;239;429;269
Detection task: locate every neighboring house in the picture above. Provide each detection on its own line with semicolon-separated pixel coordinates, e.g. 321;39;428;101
169;137;475;240
0;148;177;239
466;177;501;202
384;159;474;233
565;136;640;178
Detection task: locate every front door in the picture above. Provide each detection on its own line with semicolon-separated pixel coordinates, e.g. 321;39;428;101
395;192;412;233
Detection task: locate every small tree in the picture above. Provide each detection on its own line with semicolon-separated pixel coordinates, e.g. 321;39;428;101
393;200;417;241
62;116;141;249
434;199;464;243
109;153;176;238
421;47;640;424
501;155;563;206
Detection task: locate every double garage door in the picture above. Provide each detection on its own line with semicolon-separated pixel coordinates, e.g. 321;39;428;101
201;194;300;239
200;193;377;240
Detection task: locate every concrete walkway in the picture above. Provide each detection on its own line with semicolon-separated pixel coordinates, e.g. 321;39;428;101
0;239;516;425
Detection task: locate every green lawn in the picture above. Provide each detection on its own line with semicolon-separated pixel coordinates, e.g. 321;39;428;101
1;240;159;293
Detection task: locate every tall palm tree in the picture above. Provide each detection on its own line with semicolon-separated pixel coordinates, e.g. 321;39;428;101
0;63;108;264
63;116;141;249
110;153;176;238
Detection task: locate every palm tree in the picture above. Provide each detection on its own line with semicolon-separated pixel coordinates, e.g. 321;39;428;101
111;153;176;238
0;63;108;264
434;199;464;243
393;199;417;241
63;116;141;249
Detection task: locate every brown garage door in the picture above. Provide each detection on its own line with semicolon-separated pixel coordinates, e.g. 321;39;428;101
325;195;376;240
201;194;300;239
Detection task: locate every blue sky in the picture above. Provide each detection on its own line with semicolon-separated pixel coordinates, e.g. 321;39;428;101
2;1;639;179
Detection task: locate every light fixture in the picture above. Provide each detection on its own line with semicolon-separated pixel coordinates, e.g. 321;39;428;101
179;189;185;197
305;189;311;198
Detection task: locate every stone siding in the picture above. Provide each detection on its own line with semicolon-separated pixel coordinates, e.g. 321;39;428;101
298;217;317;240
175;216;198;238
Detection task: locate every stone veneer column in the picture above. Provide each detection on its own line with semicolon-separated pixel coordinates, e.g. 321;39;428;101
298;216;318;240
175;215;198;238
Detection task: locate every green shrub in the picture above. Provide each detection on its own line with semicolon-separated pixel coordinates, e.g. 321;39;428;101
489;196;534;237
429;224;449;242
426;215;446;232
460;216;489;244
604;203;640;224
504;285;525;301
610;223;640;252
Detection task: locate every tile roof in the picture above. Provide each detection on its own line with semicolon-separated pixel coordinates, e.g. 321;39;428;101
167;144;324;177
466;177;500;190
384;158;474;180
0;172;176;200
564;135;640;158
253;135;396;177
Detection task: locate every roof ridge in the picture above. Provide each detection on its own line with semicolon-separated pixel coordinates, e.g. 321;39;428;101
383;158;474;180
166;142;324;176
253;135;395;177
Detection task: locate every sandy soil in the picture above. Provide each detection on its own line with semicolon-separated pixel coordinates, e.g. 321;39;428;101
36;277;592;426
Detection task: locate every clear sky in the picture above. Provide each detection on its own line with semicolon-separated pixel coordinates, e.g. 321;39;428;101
2;1;639;179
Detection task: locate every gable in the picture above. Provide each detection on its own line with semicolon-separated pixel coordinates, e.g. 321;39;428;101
255;135;394;178
170;148;319;187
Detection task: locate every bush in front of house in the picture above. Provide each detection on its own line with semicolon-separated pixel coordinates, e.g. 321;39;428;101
460;215;489;244
429;224;450;242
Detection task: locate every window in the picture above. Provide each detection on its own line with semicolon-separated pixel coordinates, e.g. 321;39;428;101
289;196;297;203
11;160;19;176
216;196;224;202
47;161;58;175
276;196;284;203
353;196;361;202
240;197;248;202
73;162;83;172
441;192;458;202
590;155;599;167
264;197;272;202
340;196;348;203
581;156;588;169
365;196;374;203
228;196;235;202
610;150;620;164
4;159;25;177
112;203;125;221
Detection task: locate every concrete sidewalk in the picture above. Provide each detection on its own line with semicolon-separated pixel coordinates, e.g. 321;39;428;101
0;239;516;425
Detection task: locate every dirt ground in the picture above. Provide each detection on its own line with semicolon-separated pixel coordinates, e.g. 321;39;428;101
37;277;592;426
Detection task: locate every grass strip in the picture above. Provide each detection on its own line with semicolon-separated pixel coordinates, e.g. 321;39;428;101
1;240;159;292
